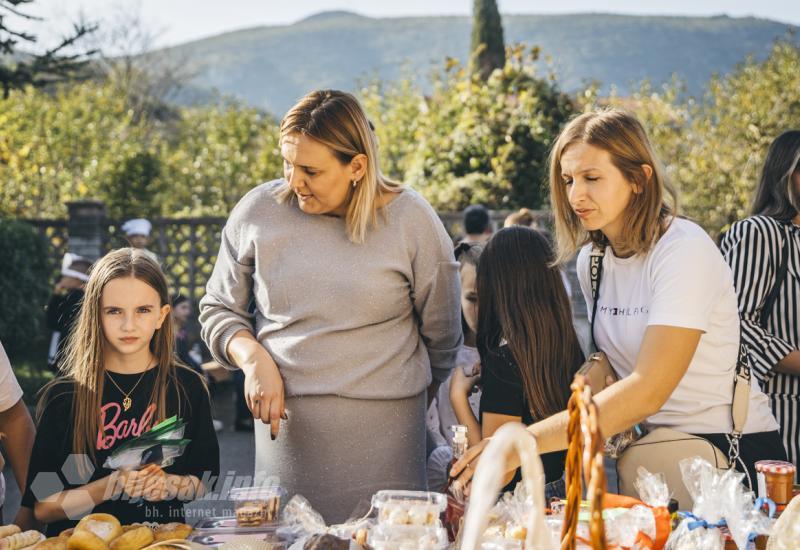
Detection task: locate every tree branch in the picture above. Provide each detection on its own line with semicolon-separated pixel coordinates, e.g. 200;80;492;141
0;1;42;22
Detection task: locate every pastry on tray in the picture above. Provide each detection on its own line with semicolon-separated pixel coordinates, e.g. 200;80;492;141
33;537;67;550
74;514;122;544
0;530;44;550
152;523;192;543
0;526;21;540
108;527;153;550
65;530;107;550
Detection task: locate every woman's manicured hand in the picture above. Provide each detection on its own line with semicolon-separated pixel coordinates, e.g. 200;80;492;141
449;436;520;496
241;358;286;440
228;330;288;440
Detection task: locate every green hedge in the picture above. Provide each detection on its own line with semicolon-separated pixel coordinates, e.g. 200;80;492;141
0;218;51;357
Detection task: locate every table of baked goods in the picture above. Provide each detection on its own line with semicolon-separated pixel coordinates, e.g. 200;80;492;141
4;479;800;550
4;379;800;549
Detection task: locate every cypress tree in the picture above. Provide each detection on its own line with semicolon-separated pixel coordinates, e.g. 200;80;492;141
470;0;506;80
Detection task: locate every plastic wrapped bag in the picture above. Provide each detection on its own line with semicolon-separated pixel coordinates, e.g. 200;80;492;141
725;496;774;550
102;416;189;470
282;495;328;537
666;519;725;550
459;422;555;550
633;467;670;509
666;456;773;550
606;505;657;548
280;494;380;549
479;483;547;545
767;494;800;549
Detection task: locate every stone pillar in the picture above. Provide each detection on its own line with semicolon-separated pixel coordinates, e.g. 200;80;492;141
66;200;107;260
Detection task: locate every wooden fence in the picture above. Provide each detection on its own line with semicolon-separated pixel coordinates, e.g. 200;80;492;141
23;202;585;318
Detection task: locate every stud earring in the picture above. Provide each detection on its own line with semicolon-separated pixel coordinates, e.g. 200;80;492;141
352;180;357;188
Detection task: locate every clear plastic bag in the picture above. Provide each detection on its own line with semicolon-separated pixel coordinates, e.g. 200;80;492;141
767;494;800;549
459;422;554;550
666;456;772;550
666;519;725;550
280;495;373;549
607;505;657;548
633;466;670;508
479;483;543;545
103;440;189;470
102;416;189;470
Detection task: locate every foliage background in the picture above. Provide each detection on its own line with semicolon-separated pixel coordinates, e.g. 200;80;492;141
2;40;798;238
0;218;50;356
1;5;799;397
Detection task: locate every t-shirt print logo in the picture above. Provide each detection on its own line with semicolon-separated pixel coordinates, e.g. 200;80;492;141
598;305;650;317
97;402;156;451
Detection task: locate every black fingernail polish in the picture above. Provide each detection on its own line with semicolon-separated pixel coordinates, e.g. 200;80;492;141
271;433;276;441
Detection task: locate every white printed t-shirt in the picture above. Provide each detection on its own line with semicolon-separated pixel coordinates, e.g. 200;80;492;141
577;218;778;434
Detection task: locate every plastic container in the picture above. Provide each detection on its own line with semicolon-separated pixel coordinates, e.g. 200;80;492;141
230;486;287;526
479;538;524;550
367;524;449;550
192;516;281;533
755;460;796;505
189;530;288;549
371;490;447;526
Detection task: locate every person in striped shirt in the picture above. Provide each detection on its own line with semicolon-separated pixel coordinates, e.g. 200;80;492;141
721;130;800;478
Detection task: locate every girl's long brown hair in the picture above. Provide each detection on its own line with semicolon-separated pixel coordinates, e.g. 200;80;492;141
476;227;584;421
37;248;200;468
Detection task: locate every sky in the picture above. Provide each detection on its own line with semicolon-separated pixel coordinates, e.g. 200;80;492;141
11;0;800;52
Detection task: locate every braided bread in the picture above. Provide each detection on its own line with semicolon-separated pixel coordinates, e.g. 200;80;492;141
560;374;607;550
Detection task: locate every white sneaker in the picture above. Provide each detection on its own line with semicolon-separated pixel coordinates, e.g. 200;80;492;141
212;419;224;432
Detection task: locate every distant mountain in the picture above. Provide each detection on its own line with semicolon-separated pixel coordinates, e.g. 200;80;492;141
157;11;798;115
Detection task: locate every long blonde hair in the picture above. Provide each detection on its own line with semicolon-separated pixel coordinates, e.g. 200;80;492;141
549;109;678;264
274;89;402;244
37;248;200;467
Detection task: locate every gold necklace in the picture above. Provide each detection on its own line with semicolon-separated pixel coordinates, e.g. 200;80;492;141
105;361;154;411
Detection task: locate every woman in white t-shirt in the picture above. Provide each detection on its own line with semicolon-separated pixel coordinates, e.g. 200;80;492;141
451;108;785;489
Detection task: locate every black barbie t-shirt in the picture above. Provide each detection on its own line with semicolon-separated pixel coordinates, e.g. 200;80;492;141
479;345;569;492
22;366;220;536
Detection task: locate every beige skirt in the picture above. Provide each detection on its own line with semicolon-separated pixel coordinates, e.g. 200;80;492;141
253;392;427;524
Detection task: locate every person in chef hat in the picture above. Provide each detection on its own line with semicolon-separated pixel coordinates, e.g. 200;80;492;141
121;218;159;263
46;253;93;372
